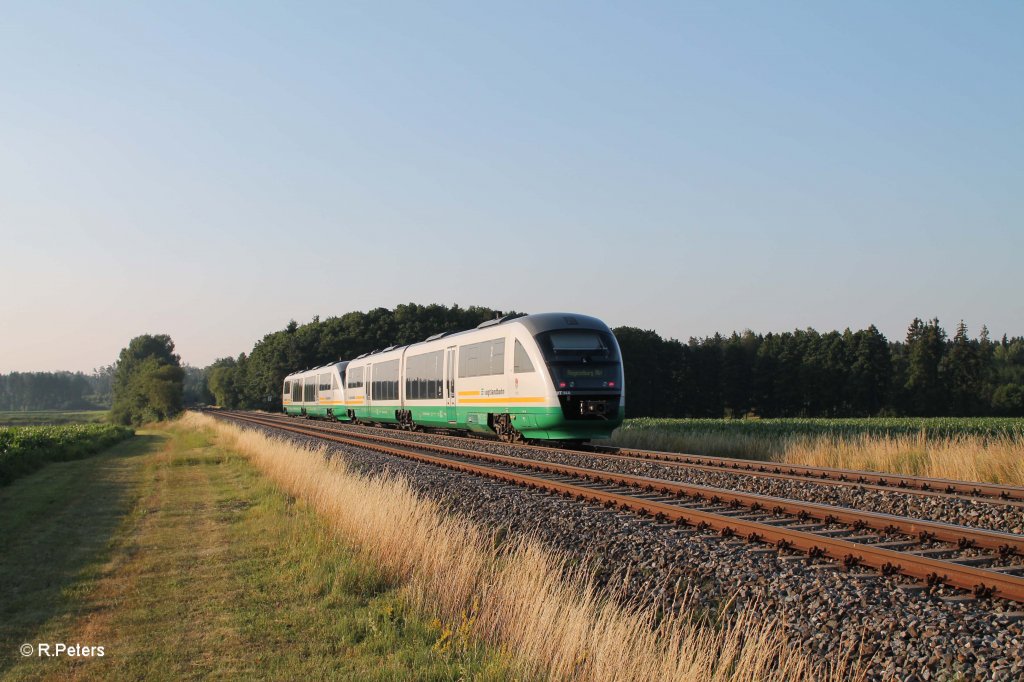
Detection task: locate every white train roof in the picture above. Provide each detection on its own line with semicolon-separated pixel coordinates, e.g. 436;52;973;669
284;312;613;376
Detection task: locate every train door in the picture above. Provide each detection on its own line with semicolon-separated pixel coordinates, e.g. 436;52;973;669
365;365;372;416
445;346;456;423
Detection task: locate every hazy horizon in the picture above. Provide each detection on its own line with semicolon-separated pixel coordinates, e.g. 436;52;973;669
2;2;1021;373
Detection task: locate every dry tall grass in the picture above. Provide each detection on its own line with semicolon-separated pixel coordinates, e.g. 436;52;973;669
182;413;853;682
611;428;1024;487
783;433;1024;486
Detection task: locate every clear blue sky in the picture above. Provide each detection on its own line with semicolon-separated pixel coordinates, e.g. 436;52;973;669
1;1;1021;372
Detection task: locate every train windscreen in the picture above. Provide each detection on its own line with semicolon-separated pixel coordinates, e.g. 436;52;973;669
534;330;621;390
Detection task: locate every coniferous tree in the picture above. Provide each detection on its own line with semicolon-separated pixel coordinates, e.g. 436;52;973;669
944;321;982;415
614;327;666;418
847;325;892;416
904;318;948;415
721;331;759;417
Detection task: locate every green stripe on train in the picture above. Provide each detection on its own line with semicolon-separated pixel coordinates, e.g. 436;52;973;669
343;404;624;440
284;403;623;439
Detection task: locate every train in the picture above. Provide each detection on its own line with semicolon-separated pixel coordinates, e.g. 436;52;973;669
282;312;625;441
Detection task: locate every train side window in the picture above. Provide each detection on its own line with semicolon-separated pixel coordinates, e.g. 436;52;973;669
319;373;331;391
370;360;399;400
406;350;443;400
489;338;505;375
458;343;476;378
514;340;535;373
459;339;504;377
347;367;364;389
430;350;442;397
283;381;291;394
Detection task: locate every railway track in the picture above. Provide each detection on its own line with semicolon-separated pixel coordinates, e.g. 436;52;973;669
212;410;1024;603
598;444;1024;504
246;411;1024;507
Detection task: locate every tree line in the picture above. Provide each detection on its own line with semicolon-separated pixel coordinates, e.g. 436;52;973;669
208;306;1023;418
1;341;207;424
6;307;1023;421
616;319;1024;418
0;370;112;411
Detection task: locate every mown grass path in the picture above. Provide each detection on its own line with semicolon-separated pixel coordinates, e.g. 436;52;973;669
0;424;509;681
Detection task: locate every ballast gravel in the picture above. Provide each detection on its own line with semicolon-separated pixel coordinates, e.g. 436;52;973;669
229;419;1024;682
336;423;1024;535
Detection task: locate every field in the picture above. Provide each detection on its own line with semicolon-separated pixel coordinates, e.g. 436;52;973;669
611;418;1024;486
0;423;134;486
0;410;109;426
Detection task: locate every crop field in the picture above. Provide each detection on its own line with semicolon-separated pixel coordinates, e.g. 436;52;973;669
0;423;134;486
611;417;1024;486
0;410;108;426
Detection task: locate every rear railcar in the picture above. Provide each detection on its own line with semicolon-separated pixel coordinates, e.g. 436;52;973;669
282;362;348;419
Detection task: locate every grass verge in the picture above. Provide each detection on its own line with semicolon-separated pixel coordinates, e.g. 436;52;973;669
782;433;1024;485
192;412;855;682
1;421;509;680
611;420;1024;486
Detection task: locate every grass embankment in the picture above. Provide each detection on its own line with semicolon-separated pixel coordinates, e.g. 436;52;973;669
0;410;108;426
611;418;1024;486
0;422;509;680
0;424;134;486
193;413;849;682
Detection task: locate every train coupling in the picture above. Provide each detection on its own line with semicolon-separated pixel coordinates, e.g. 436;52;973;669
579;400;609;417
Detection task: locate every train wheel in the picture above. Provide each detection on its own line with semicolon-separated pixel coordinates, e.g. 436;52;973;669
493;413;524;443
395;409;417;431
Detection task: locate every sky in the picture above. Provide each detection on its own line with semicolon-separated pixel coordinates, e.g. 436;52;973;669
1;1;1021;373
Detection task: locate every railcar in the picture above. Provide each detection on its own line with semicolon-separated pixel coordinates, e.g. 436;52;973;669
282;361;348;418
282;313;624;441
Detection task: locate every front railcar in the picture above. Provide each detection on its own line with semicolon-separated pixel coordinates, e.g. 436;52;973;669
534;328;624;423
516;313;625;439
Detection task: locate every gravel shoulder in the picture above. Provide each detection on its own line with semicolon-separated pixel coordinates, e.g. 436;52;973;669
336;422;1024;535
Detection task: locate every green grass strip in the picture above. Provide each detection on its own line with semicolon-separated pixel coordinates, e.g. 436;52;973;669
0;423;513;681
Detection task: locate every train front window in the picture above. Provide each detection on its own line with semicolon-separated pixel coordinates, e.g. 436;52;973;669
534;330;621;390
536;331;617;362
550;332;607;353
